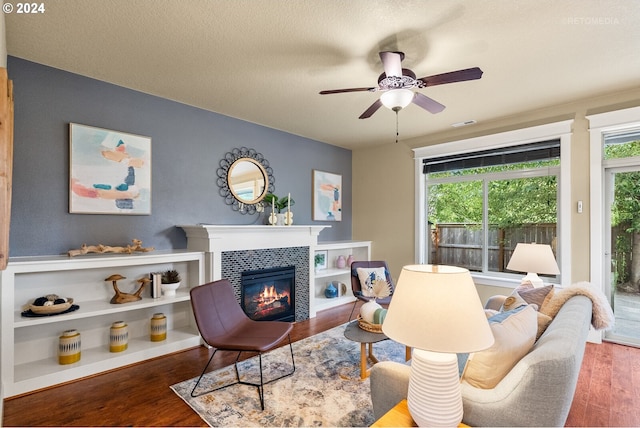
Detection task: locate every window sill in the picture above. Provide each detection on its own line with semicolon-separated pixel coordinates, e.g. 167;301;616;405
470;273;560;290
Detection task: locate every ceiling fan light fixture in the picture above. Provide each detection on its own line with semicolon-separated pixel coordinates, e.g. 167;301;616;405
380;89;414;111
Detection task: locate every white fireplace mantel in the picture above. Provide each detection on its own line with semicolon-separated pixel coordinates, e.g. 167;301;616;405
178;224;329;282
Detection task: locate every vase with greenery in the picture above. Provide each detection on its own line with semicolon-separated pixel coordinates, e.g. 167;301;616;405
161;269;181;297
264;193;295;213
264;193;295;225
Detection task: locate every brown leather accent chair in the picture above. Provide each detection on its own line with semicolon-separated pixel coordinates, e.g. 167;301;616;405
189;279;295;410
349;261;395;320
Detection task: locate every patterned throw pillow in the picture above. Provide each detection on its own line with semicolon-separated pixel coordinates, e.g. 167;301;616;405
356;267;387;295
461;305;537;389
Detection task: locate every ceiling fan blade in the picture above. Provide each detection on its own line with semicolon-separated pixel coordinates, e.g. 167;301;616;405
379;51;404;78
418;67;483;87
412;92;446;114
359;99;383;119
319;87;375;95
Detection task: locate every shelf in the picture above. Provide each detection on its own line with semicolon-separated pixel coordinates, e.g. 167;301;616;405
14;291;191;328
314;267;350;279
1;250;205;398
316;240;371;251
314;295;356;312
13;328;201;394
310;240;371;317
5;250;202;272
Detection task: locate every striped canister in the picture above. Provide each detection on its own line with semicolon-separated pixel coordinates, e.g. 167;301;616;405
109;321;128;352
150;313;167;342
58;329;81;365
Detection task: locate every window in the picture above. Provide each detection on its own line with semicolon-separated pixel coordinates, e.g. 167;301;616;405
604;128;640;160
425;142;559;276
413;120;573;286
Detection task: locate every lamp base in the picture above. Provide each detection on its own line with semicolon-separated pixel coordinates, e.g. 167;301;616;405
407;349;462;427
521;272;544;288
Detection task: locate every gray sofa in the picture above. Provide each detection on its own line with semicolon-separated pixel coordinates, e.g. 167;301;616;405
370;294;593;427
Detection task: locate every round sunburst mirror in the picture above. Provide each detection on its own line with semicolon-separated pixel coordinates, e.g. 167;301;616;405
216;147;274;214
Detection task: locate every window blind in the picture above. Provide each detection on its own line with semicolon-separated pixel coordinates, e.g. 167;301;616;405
604;129;640;145
422;139;560;174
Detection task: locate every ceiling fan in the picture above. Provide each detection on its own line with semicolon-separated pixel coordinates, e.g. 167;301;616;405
319;51;483;119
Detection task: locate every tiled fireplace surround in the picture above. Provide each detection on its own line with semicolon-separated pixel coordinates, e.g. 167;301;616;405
179;225;327;320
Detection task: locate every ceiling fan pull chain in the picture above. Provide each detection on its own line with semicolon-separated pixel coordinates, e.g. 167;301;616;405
395;110;399;143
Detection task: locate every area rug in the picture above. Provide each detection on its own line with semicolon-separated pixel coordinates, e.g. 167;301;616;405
170;323;407;427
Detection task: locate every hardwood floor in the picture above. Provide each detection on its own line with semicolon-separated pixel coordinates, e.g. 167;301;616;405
3;301;640;427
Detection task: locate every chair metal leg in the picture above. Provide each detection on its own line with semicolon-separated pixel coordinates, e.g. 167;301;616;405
190;348;218;397
191;335;296;411
191;349;242;398
348;299;358;321
236;334;296;410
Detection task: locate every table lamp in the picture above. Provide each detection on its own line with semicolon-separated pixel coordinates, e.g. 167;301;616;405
382;265;494;427
506;243;560;287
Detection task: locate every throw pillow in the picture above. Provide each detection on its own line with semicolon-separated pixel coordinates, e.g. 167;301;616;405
356;267;387;295
484;309;499;318
517;284;554;309
502;291;553;340
461;305;537;389
502;291;538;312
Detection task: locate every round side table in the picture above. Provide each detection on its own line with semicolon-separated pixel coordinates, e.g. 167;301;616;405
344;320;390;379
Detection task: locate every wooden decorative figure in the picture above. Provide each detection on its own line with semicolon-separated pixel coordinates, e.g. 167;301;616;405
68;238;154;257
105;274;148;304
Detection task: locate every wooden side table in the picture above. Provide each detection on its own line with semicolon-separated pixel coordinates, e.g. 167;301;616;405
343;321;412;379
371;399;469;427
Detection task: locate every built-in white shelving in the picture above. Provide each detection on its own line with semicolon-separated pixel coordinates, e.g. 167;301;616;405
1;250;204;398
311;240;371;316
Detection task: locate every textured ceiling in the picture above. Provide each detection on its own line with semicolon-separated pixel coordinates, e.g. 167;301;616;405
5;0;640;149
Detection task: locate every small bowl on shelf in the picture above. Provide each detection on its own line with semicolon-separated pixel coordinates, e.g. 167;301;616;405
29;298;74;315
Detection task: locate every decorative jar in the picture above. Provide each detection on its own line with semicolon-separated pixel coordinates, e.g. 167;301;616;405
324;283;338;298
336;255;346;269
360;300;382;323
150;313;167;342
346;254;354;266
109;321;128;352
58;329;81;365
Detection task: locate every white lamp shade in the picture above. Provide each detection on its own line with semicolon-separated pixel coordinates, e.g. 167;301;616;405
506;243;560;275
382;265;494;354
380;89;414;110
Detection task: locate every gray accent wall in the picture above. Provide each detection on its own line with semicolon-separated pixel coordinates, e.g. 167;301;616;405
7;57;351;257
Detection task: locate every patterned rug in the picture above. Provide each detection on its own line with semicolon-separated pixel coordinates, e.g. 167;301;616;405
170;323;407;427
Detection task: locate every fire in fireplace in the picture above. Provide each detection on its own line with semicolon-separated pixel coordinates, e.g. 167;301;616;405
241;266;295;322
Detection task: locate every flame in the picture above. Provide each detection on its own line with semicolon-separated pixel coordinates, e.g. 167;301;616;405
247;283;291;320
261;285;278;300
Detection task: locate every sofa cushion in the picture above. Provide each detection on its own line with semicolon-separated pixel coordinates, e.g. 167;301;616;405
461;305;537;389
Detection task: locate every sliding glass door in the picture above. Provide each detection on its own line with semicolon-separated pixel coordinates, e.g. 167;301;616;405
605;165;640;346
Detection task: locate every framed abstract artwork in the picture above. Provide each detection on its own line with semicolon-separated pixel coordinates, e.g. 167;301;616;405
69;123;151;215
312;169;342;221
